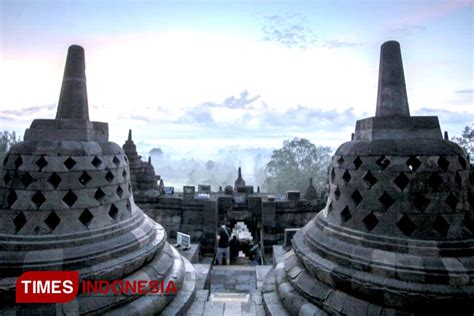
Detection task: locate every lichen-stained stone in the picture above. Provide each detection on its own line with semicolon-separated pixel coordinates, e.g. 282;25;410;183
0;45;195;314
267;41;474;315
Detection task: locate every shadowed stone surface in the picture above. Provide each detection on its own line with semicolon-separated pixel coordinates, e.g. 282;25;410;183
265;41;474;315
0;45;195;315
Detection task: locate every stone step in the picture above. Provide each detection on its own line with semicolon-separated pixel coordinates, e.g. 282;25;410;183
185;291;265;316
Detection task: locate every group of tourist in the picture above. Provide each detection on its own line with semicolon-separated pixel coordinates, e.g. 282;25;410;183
215;221;261;265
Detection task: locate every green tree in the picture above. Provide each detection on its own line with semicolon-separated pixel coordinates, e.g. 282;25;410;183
264;138;331;194
0;130;20;162
451;124;474;157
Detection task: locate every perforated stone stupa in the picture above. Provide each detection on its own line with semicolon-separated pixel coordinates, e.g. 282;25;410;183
268;41;474;314
0;45;195;314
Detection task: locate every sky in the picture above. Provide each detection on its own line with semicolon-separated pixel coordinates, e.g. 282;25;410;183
0;0;473;160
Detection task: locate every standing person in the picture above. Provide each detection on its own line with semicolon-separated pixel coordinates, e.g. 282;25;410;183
229;235;240;264
216;222;231;265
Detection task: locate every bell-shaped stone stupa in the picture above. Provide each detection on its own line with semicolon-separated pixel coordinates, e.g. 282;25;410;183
0;45;195;315
268;41;474;315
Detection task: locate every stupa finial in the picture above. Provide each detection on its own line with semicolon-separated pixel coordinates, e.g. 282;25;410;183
56;45;89;120
375;41;410;117
128;129;132;141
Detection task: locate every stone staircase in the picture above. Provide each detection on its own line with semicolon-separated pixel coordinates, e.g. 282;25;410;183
185;265;272;316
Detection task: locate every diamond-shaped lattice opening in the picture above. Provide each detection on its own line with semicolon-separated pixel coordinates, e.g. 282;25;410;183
4;172;11;185
7;190;17;207
3;154;9;166
455;172;462;189
330;168;336;183
122;169;127;179
124;156;128;163
464;212;474;234
91;156;102;168
428;173;443;191
342;170;351;184
376;156;390;170
36;156;48;171
14;156;23;169
437;156;449;172
412;194;431;212
64;157;77;170
363;212;378;232
337;156;344;166
327;202;333;213
105;170;115;183
433;215;449;238
44;211;60;231
47;173;62;189
393;172;410;191
108;204;119;220
116;186;123;198
397;215;417;237
351;189;362;206
406;156;421;172
113;156;120;167
378;192;394;211
353;156;363;170
79;171;92;185
445;193;459;211
128;183;132;193
363;171;377;189
79;209;94;227
20;172;34;188
340;206;352;223
62;190;78;208
334;186;341;201
94;188;106;202
458;155;467;169
31;191;46;208
126;200;132;213
13;211;27;233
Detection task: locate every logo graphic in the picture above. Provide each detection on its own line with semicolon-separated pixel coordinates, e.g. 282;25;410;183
16;271;79;303
16;271;177;303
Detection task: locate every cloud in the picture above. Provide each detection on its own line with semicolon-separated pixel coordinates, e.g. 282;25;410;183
0;104;56;117
453;89;474;94
261;14;361;49
415;107;474;127
222;90;261;109
168;91;365;133
389;24;426;36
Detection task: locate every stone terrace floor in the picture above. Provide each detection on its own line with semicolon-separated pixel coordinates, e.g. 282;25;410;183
186;265;272;316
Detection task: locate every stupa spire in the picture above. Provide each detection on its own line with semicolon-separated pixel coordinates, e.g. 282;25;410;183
128;129;132;141
56;45;89;120
375;41;410;117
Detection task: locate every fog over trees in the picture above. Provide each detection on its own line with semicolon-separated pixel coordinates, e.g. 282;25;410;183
147;138;332;194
